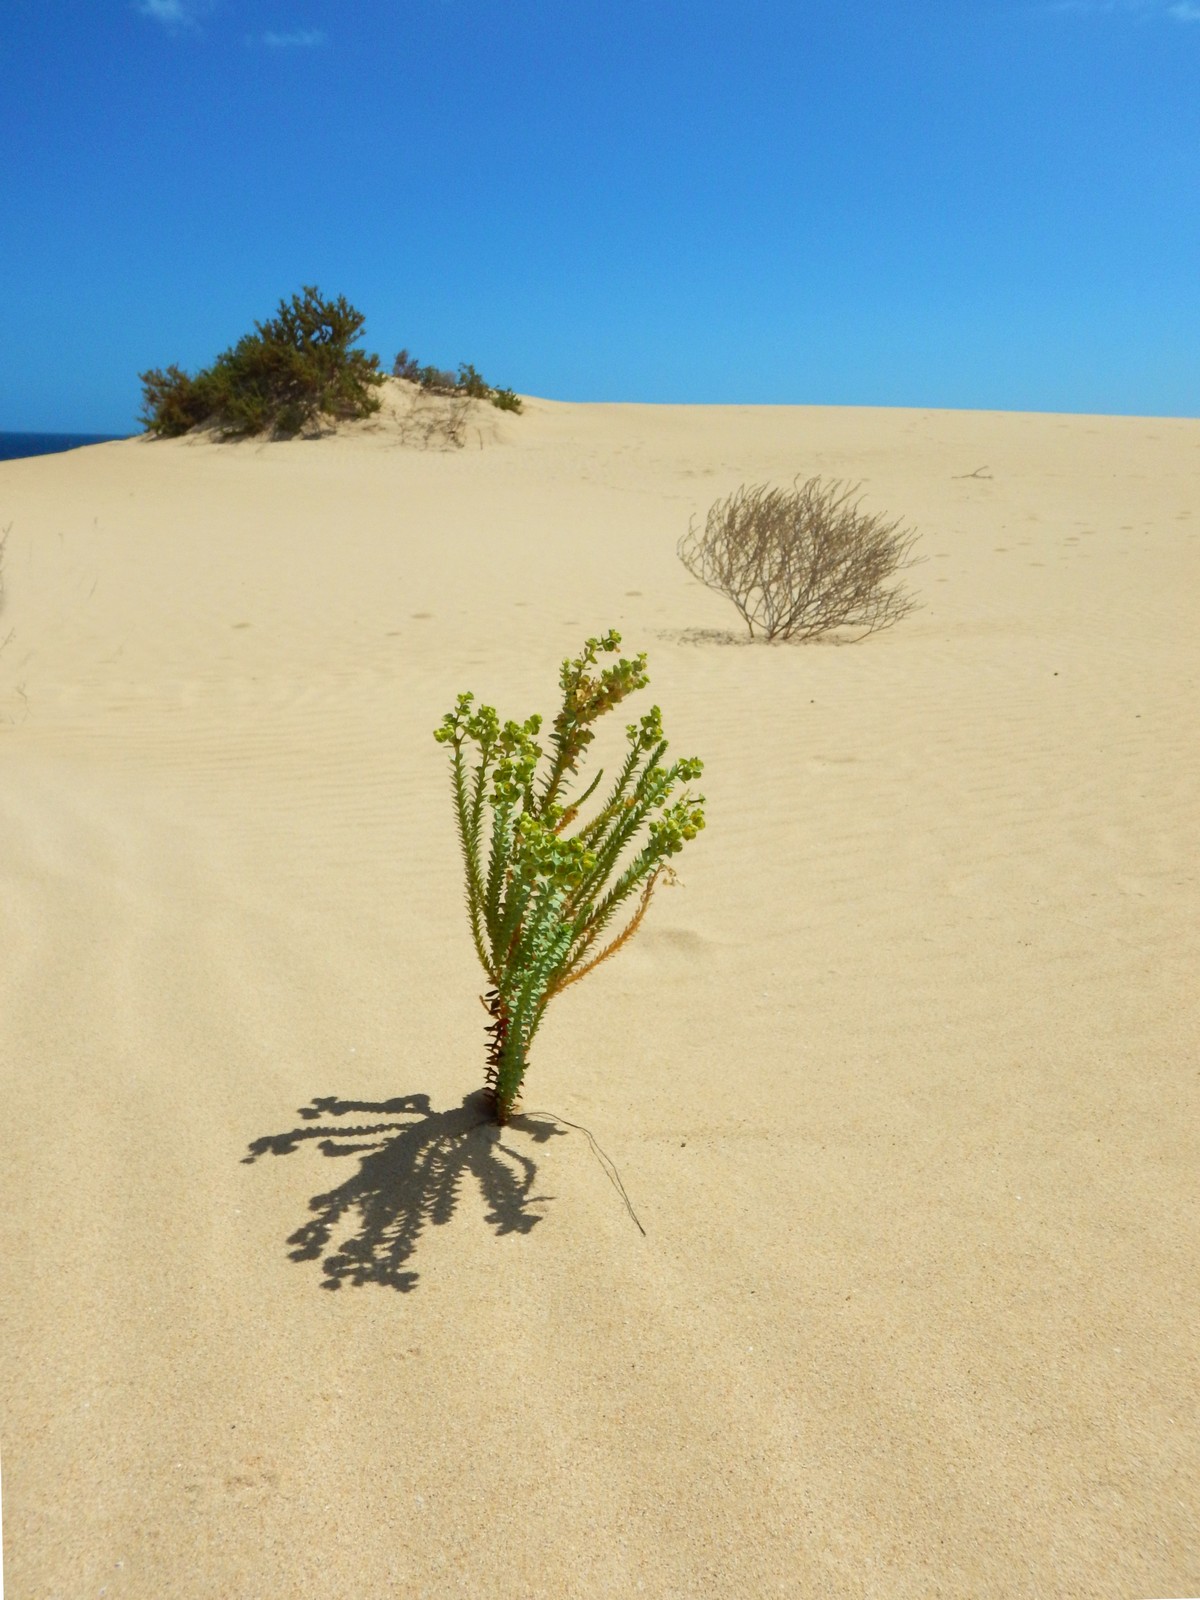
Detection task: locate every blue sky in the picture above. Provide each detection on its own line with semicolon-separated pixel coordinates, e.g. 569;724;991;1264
1;0;1196;431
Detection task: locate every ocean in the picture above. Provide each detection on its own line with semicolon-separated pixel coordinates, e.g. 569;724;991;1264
0;431;132;463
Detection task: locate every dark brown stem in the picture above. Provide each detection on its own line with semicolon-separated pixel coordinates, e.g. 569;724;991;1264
481;988;513;1124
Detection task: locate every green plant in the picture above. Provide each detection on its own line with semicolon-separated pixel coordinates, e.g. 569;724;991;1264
137;363;214;437
209;285;384;436
416;364;458;394
139;286;384;439
455;362;491;399
679;476;921;641
434;632;705;1124
394;350;523;413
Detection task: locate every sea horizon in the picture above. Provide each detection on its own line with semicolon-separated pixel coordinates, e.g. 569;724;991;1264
0;430;133;464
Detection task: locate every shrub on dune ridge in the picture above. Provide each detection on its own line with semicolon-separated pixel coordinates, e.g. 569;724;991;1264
137;363;213;437
139;300;522;439
139;286;384;439
434;632;705;1125
393;350;524;413
679;476;921;642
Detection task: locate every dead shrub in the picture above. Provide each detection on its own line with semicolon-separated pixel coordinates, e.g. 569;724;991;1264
395;391;473;450
678;476;921;642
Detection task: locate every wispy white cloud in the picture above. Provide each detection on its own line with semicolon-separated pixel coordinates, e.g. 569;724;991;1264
138;0;190;22
1047;0;1200;15
136;0;214;28
261;28;325;47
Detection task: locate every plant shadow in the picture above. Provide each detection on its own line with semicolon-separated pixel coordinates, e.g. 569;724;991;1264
243;1089;566;1291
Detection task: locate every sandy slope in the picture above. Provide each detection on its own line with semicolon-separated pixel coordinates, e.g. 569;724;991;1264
1;390;1197;1598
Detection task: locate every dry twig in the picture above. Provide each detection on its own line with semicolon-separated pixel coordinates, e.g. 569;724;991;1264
678;477;921;642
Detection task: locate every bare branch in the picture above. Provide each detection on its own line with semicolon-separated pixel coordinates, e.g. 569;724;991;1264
677;478;921;642
396;391;473;450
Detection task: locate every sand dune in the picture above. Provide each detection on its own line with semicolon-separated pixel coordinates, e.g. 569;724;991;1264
1;392;1197;1597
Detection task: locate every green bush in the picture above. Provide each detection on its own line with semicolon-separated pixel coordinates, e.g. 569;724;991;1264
137;363;214;437
393;350;524;413
435;632;705;1123
455;362;491;399
415;363;458;394
139;286;384;439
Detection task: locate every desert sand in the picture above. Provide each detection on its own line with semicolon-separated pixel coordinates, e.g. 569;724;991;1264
1;388;1197;1598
